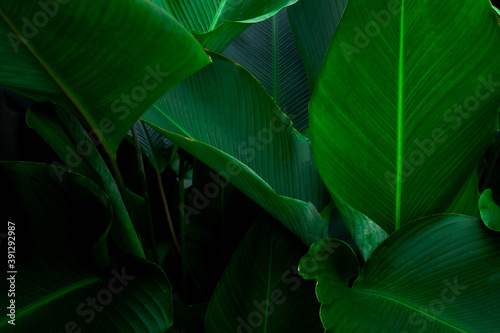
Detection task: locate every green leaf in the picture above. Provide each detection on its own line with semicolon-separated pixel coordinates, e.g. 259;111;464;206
223;8;310;131
129;120;176;174
337;170;479;260
141;51;329;245
0;162;173;332
26;103;144;257
205;215;322;333
311;0;500;233
332;195;388;261
288;0;348;90
299;214;500;332
493;5;500;23
479;188;500;231
445;170;480;218
154;0;299;52
0;1;210;156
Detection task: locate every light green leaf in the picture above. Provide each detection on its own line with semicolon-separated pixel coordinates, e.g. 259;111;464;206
479;188;500;231
223;8;310;131
26;103;143;257
288;0;348;90
311;0;500;233
142;52;329;245
299;214;500;332
154;0;299;52
0;1;210;155
0;162;173;332
205;215;322;333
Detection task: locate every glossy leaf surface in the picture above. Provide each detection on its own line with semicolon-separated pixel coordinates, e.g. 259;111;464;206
311;0;500;233
0;1;210;155
300;214;500;332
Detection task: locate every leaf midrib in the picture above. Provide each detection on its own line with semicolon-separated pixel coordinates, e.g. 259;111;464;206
0;8;115;157
395;0;405;231
273;14;279;103
0;277;100;327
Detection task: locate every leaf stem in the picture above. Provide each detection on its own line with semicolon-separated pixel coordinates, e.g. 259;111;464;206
157;172;181;254
179;152;188;301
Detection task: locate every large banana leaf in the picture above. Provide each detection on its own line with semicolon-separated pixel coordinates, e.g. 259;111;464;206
0;162;173;332
26;104;144;257
141;52;329;245
288;0;348;90
493;5;500;23
223;8;310;131
0;1;210;156
152;0;298;52
299;214;500;332
332;195;388;261
205;215;322;333
311;0;500;233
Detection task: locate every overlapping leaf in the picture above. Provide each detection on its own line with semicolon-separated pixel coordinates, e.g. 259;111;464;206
479;188;500;231
310;0;500;233
223;8;310;131
153;0;299;51
288;0;348;90
300;214;500;332
27;104;143;257
141;52;329;245
205;215;322;332
129;120;176;174
0;1;210;155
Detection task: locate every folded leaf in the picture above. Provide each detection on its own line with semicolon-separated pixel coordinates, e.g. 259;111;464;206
299;214;500;332
142;52;329;245
311;0;500;233
0;1;210;155
153;0;299;51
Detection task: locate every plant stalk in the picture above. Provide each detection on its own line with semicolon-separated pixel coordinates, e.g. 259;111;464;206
157;172;181;254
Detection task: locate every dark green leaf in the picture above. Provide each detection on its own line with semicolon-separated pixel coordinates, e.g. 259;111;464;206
223;8;310;131
130;120;176;174
0;1;210;155
288;0;348;90
26;103;143;257
311;0;500;233
0;162;173;332
300;214;500;332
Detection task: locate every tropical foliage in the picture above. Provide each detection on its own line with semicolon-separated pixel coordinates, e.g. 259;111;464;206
1;0;500;332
